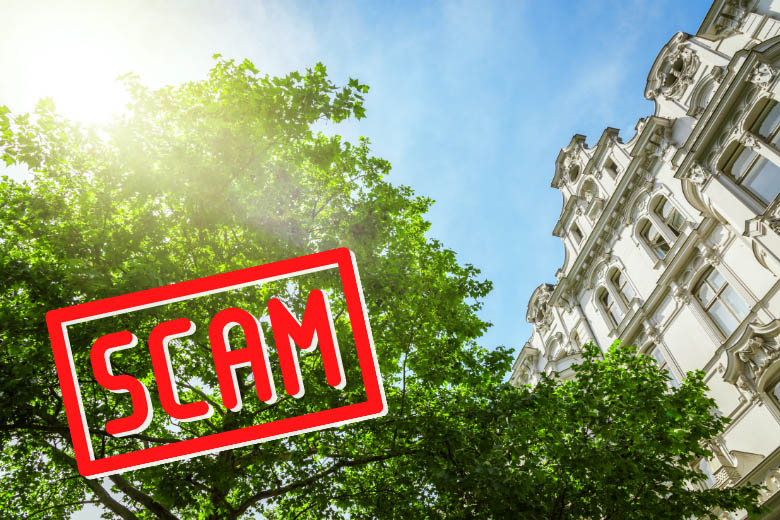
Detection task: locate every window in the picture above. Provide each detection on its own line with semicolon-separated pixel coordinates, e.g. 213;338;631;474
721;100;780;205
653;196;686;237
646;344;679;388
726;147;780;205
569;165;581;183
571;223;584;244
698;458;716;489
694;268;750;337
754;101;780;142
639;220;670;259
609;268;635;306
598;287;624;327
605;157;619;179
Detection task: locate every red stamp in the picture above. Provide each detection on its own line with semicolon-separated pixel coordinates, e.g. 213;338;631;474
46;248;386;478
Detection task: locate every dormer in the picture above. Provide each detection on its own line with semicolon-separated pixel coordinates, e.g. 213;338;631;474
551;134;589;200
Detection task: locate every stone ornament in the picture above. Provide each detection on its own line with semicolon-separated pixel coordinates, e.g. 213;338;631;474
749;62;778;91
735;335;780;380
685;162;712;187
647;37;700;100
739;132;761;151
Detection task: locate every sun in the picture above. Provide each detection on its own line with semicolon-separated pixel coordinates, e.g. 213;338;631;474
7;7;135;126
24;39;130;125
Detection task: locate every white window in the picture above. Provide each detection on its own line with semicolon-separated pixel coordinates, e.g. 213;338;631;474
694;268;750;337
723;101;780;205
653;196;686;237
598;287;623;327
639;219;670;259
728;147;780;205
756;101;780;143
609;268;635;306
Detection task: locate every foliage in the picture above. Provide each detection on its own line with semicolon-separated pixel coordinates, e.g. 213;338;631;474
0;58;763;519
423;342;764;519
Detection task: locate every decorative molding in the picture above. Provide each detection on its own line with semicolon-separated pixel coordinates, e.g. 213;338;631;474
646;34;700;101
748;62;778;92
723;319;780;397
738;131;761;151
684;162;713;187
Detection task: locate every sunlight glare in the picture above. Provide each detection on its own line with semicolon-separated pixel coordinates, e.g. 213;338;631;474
15;12;132;125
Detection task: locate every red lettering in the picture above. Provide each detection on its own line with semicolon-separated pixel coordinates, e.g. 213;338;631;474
268;289;345;398
209;307;276;411
90;331;153;437
149;318;213;422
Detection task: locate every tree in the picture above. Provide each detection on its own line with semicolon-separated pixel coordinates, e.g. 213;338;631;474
422;342;764;519
0;57;506;519
0;58;763;519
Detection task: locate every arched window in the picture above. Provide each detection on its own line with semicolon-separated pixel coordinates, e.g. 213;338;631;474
653;196;686;237
598;287;623;328
694;268;750;337
639;219;670;259
609;268;636;306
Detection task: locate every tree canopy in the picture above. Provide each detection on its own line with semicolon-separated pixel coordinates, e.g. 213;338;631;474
0;58;763;519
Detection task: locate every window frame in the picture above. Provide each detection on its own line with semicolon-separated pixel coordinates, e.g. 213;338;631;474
720;99;780;206
693;267;750;338
609;267;636;308
653;196;686;238
639;219;671;260
597;286;624;329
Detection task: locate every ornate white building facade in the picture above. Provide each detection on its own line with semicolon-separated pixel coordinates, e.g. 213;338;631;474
511;1;780;517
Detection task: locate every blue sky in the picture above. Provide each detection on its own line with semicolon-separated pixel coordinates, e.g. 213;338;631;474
0;1;717;517
0;0;714;357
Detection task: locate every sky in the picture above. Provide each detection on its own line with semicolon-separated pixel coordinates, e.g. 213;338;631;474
0;1;714;517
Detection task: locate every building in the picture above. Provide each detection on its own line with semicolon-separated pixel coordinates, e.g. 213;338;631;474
510;1;780;516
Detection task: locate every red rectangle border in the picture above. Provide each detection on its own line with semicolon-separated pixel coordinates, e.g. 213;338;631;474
45;247;386;478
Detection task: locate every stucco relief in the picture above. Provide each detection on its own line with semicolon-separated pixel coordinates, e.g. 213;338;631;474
748;62;778;92
646;34;700;101
723;320;780;400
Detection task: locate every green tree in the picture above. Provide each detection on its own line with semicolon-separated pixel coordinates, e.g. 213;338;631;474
0;58;763;519
423;342;764;519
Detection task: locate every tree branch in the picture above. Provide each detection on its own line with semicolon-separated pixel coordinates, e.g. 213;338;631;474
43;442;140;520
25;499;99;519
228;453;408;520
108;474;180;520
